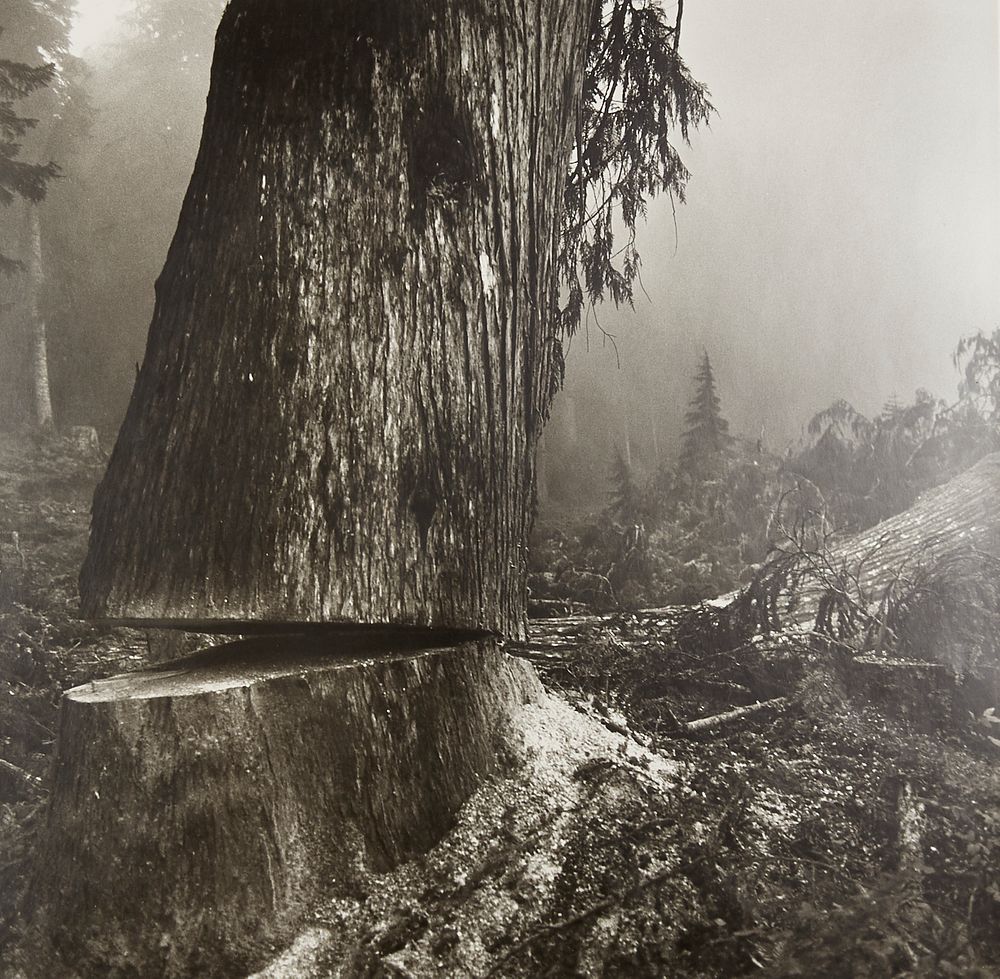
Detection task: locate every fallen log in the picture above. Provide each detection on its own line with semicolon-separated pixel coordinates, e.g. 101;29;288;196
896;779;925;879
682;696;790;735
31;635;540;978
760;453;1000;629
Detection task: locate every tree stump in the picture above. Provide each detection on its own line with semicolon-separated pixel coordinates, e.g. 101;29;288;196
848;655;956;732
32;635;540;977
65;425;101;457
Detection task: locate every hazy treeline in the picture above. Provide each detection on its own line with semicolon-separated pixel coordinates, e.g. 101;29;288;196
532;346;1000;612
1;1;994;524
1;0;223;435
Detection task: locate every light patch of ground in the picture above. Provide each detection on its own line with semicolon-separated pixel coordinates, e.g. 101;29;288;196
250;689;685;978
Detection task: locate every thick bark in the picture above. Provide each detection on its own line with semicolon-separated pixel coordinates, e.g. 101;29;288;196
81;0;595;638
33;635;541;977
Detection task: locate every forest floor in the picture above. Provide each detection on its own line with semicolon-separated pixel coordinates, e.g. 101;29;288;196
2;433;1000;977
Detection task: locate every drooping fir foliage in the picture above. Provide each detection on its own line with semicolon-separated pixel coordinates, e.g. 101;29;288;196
955;329;1000;424
0;44;57;273
553;0;711;391
678;351;731;478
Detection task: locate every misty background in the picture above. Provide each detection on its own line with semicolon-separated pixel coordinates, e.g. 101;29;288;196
544;0;1000;510
2;0;998;513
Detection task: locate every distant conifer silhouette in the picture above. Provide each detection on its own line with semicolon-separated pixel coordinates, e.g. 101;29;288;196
0;38;57;273
679;351;731;478
608;445;641;524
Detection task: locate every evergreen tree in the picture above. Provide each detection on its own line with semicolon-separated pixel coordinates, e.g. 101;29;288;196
608;445;641;525
881;392;903;421
1;2;85;429
0;42;57;273
0;0;79;251
955;328;1000;424
789;382;997;532
678;351;731;478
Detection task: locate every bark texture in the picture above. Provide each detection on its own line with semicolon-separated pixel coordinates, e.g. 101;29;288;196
33;636;541;977
774;451;1000;626
81;0;595;638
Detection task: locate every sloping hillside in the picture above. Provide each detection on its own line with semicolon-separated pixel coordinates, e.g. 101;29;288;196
2;437;1000;976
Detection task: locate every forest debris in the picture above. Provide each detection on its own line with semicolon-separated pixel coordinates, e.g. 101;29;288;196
0;758;42;792
682;697;789;735
896;779;924;879
848;656;956;731
7;434;1000;976
245;689;687;979
248;928;333;979
739;453;1000;636
484;867;676;978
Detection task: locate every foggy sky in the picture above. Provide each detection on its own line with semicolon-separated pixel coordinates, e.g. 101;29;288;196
65;0;1000;486
550;0;1000;471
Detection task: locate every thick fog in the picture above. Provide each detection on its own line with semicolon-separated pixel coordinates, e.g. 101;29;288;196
6;0;998;503
543;0;999;505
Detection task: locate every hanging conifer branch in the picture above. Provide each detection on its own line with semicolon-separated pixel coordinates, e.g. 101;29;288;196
955;329;1000;424
556;0;711;357
0;41;58;274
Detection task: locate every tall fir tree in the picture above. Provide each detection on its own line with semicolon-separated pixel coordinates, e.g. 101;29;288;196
0;7;68;429
0;44;57;273
678;351;731;478
608;445;641;525
0;0;79;267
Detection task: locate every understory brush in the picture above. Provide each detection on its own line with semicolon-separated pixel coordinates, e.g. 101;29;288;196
519;531;1000;974
0;432;148;945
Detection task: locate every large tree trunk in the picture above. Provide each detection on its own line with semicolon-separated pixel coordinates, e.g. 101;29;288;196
80;0;594;639
0;204;54;430
33;636;541;976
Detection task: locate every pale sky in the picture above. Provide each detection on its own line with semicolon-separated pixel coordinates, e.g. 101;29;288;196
554;0;1000;459
69;0;133;55
66;0;1000;460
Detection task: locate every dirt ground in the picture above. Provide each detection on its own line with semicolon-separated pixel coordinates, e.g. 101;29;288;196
2;432;1000;977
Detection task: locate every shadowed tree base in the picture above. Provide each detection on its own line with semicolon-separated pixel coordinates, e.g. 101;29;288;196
32;636;541;978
